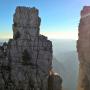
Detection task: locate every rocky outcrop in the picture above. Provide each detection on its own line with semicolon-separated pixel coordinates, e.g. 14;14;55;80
48;71;62;90
0;6;62;90
77;6;90;90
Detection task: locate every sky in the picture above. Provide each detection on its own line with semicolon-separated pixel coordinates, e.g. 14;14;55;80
0;0;90;40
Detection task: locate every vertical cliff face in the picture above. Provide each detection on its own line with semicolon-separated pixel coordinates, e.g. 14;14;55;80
0;6;62;90
77;6;90;90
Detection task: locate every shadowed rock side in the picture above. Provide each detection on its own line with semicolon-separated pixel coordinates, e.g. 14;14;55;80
0;6;62;90
77;6;90;90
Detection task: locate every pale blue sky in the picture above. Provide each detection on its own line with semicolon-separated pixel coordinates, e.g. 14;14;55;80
0;0;90;39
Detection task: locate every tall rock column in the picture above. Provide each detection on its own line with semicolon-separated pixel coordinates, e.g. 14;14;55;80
77;6;90;90
10;6;52;90
0;6;62;90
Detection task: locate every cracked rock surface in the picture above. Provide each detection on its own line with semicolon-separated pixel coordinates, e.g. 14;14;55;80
0;6;62;90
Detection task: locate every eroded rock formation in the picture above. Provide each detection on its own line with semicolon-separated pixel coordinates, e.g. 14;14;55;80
77;6;90;90
0;6;62;90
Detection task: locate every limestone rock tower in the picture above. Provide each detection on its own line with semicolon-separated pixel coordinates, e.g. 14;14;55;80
77;6;90;90
0;6;62;90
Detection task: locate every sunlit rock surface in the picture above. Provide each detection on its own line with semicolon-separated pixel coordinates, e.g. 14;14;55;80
77;6;90;90
0;6;62;90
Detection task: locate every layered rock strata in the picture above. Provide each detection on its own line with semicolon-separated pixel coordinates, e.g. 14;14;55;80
0;6;62;90
77;6;90;90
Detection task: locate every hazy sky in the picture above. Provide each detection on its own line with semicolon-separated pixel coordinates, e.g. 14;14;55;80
0;0;90;39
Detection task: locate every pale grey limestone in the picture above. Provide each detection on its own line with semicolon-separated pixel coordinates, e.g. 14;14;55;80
0;6;62;90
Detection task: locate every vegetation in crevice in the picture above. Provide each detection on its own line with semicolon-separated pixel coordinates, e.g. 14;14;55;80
22;49;31;65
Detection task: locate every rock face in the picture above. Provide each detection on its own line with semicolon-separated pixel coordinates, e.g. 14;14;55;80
77;6;90;90
0;6;62;90
48;72;62;90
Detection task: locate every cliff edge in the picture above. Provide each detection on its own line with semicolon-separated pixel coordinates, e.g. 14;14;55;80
77;6;90;90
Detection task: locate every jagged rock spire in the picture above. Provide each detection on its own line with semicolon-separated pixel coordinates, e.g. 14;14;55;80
0;6;62;90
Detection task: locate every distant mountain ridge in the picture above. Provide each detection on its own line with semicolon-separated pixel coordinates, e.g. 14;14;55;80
51;39;79;90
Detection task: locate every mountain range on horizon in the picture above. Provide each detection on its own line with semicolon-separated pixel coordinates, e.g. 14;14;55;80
51;39;79;90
